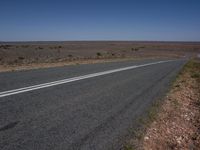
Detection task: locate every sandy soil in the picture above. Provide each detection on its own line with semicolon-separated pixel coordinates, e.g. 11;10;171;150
0;57;143;72
0;41;200;72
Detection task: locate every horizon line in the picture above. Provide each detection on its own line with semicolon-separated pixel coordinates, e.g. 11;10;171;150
1;40;200;43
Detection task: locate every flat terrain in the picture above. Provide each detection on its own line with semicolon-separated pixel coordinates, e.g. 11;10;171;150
0;59;186;150
0;41;199;72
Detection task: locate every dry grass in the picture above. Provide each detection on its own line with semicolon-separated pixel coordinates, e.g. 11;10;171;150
0;41;199;72
0;57;150;73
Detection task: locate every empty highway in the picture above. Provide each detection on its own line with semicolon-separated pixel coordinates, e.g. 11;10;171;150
0;59;186;150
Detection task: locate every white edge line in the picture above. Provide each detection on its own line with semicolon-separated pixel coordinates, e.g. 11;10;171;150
0;60;176;98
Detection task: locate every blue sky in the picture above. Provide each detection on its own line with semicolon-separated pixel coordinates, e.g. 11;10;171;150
0;0;200;41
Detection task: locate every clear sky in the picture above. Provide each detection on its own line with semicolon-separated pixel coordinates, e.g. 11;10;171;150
0;0;200;41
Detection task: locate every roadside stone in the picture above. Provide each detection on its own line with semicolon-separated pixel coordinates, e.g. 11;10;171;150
144;136;149;141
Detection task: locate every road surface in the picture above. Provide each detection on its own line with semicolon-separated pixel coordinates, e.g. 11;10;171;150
0;59;186;150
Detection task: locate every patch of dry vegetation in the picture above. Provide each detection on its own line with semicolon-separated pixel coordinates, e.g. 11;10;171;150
0;41;199;72
0;57;142;73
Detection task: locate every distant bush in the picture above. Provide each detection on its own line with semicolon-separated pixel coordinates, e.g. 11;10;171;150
0;45;12;49
38;47;43;49
18;56;25;60
68;54;73;57
52;46;62;49
96;52;102;56
131;48;139;51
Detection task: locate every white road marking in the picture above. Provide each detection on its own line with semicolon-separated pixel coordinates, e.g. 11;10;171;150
0;60;176;98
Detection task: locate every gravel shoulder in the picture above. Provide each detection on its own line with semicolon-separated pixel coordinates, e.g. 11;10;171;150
125;59;200;149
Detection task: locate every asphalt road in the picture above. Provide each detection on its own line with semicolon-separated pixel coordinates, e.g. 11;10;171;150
0;59;186;150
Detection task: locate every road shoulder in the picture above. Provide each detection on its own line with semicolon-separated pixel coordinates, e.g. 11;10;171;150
124;59;200;149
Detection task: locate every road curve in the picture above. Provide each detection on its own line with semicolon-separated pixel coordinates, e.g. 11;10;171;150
0;59;186;150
